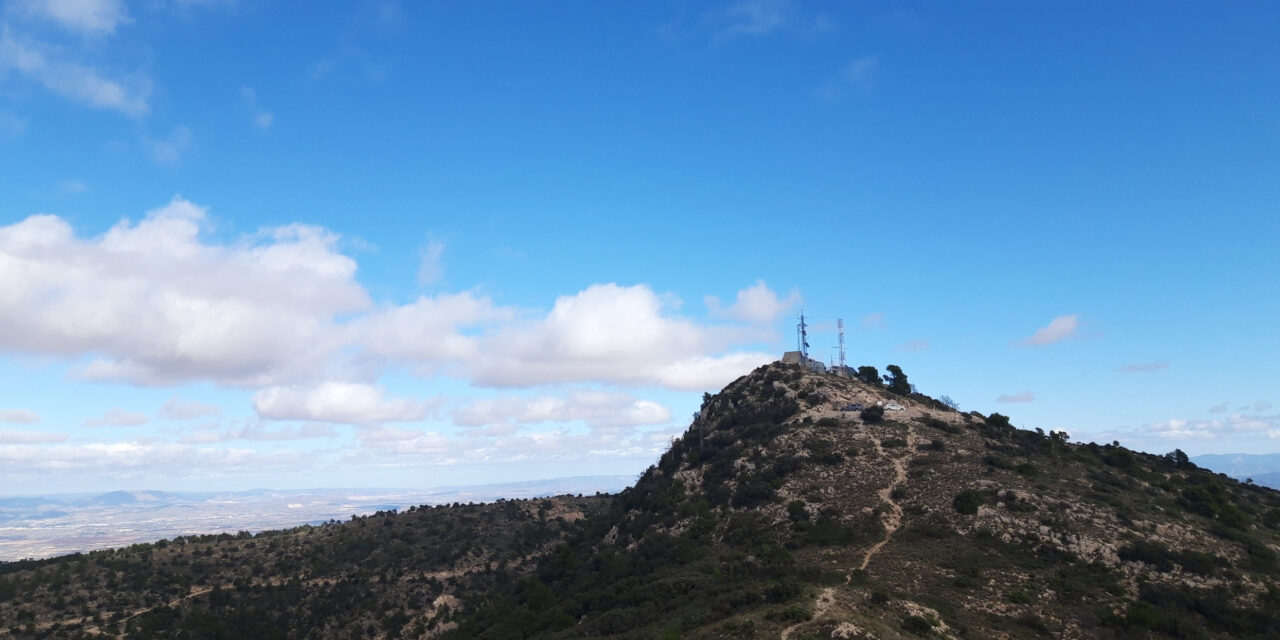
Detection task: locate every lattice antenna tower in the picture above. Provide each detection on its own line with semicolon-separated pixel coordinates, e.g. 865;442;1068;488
837;318;847;369
796;311;810;363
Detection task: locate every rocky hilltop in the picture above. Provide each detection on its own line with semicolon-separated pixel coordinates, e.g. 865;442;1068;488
452;362;1280;639
3;362;1279;639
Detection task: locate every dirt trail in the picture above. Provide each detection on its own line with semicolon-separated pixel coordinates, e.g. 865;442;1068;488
781;587;835;640
783;424;919;638
857;424;917;572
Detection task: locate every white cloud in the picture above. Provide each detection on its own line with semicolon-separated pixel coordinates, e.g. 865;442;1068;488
1141;412;1280;441
0;197;369;386
353;291;511;366
0;440;307;482
239;86;273;129
417;237;445;286
351;420;683;468
1208;402;1229;414
1116;361;1168;373
713;0;788;40
253;382;433;424
816;56;878;101
0;428;65;444
15;0;131;35
1017;314;1079;346
1256;401;1273;412
0;28;149;116
453;391;671;430
158;397;221;420
143;125;193;164
179;422;336;444
861;313;885;329
84;408;149;427
57;179;87;194
470;283;773;391
704;279;798;324
1;200;778;394
996;390;1035;404
0;408;40;424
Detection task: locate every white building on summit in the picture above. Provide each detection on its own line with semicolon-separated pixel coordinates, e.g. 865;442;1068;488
781;350;827;372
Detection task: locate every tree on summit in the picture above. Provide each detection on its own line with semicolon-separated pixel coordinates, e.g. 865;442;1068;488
856;366;881;385
883;365;910;395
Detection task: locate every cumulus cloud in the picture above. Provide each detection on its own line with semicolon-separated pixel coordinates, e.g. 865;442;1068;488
179;422;336;444
0;408;40;424
1141;412;1280;441
353;291;511;366
704;279;798;324
0;197;369;386
1017;314;1079;346
351;421;682;468
0;440;307;482
84;408;149;427
1116;361;1168;373
0;428;64;444
996;390;1035;404
253;382;434;424
0;28;149;116
15;0;131;35
2;199;777;394
470;283;773;391
453;391;671;430
158;397;221;420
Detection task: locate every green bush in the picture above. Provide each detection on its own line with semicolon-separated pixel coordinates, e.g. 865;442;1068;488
953;490;986;515
861;405;885;423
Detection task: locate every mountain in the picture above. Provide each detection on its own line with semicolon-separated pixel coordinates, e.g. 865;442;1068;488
2;362;1279;639
1192;454;1280;488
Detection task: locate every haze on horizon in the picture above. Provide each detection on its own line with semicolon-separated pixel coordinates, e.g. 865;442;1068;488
1;1;1277;496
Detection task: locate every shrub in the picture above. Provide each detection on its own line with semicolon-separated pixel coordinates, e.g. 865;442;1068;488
861;405;885;423
901;615;934;635
953;490;986;515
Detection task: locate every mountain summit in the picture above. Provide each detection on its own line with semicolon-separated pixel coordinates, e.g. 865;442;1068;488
454;362;1280;639
3;362;1279;639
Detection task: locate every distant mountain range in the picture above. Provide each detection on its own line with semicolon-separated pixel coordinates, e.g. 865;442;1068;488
1192;453;1280;488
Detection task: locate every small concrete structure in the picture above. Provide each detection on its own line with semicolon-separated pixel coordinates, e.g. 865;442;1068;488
781;351;827;373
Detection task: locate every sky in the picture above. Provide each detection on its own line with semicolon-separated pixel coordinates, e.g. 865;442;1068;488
1;0;1277;495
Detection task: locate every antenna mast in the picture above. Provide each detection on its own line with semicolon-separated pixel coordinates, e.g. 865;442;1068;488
837;318;846;369
796;311;810;363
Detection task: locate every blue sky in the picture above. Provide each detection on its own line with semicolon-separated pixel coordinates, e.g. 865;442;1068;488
1;1;1277;495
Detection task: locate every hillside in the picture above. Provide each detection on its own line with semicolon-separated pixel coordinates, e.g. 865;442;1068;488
0;496;608;639
3;362;1280;639
450;363;1280;639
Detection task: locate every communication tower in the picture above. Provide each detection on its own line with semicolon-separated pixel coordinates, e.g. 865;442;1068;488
796;311;810;363
836;318;847;369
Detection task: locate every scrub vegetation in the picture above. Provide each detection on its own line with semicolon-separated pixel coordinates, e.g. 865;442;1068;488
4;362;1280;639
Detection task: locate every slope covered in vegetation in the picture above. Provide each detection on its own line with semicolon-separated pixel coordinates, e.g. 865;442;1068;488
0;496;606;639
4;362;1280;639
451;363;1280;639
